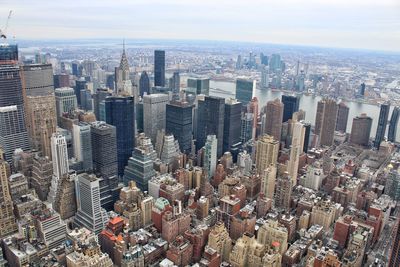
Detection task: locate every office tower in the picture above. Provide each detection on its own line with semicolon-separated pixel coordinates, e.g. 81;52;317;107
159;133;180;167
139;71;150;97
0;147;17;237
21;64;54;96
0;57;30;163
255;134;279;174
350;113;372;147
197;96;225;157
53;172;76;220
385;169;400;201
235;79;255;105
105;96;135;177
257;219;288;255
389;219;400;267
74;173;108;234
166;98;193;154
223;98;241;154
303;122;311;153
53;73;69;88
281;95;300;123
30;155;53;201
114;43;131;94
123;133;157;191
261;66;269;89
74;79;87;106
143;93;169;144
32;207;67;249
55;87;78;119
136;100;144;133
72;123;93;171
154;50;165;87
388;107;400;142
248;97;259;140
92;88;111;120
269;54;282;73
203;135;218;178
170;71;180;100
374;102;390;148
79;89;93;111
187;77;210;95
274;172;293;210
336;102;349;132
261;164;277;199
240;112;253;144
264;98;284;141
359;83;366;97
236;55;242;70
47;133;69;205
315;99;339;147
287;121;305;185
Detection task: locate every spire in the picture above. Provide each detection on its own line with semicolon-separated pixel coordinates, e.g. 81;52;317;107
119;39;129;71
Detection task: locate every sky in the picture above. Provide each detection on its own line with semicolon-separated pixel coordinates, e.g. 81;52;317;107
0;0;399;52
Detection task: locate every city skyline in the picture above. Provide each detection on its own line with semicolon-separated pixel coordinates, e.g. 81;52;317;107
1;0;400;52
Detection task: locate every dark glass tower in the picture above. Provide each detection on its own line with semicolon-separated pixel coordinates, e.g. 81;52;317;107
196;96;225;157
0;44;30;163
93;88;111;121
235;79;254;105
105;96;135;177
74;79;87;106
139;71;150;97
154;50;165;87
374;102;390;148
281;95;300;122
223;99;242;153
388;107;399;142
336;102;349;133
303;123;311;153
166;100;193;154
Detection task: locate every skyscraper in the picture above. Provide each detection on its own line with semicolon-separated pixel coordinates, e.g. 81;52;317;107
123;133;157;191
139;71;150;97
55;87;77;120
22;64;57;159
315;99;338;147
350;113;372;147
0;146;17;237
223;99;241;153
255;134;279;175
203;135;218;178
264;98;284;141
389;219;400;267
240;112;253;144
388;107;399;142
235;79;255;105
281;95;300;123
287;121;305;185
0;45;30;163
274;172;293;210
74;173;108;234
74;79;86;106
166;98;193;154
336;102;349;133
374;102;390;148
154;50;165;87
90;121;119;210
187;78;210;95
261;66;269;89
143;93;169;144
105;96;135;177
92;88;111;121
197;96;225;157
115;42;131;94
170;71;180;100
72;123;93;171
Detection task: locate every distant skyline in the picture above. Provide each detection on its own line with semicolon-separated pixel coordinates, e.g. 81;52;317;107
1;0;399;52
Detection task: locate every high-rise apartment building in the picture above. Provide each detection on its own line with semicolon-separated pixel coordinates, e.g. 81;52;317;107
336;102;349;133
74;173;108;234
154;50;165;87
282;95;300;123
105;96;135;177
255;134;279;174
264;98;284;141
388;107;399;142
139;71;150;97
374;102;390;148
0;146;17;237
197;96;225;157
235;79;255;105
143;93;169;144
166;98;193;154
315;99;338;147
274;172;293;210
123;133;157;191
350;113;372;147
260;164;277;200
207;222;233;262
223;98;241;154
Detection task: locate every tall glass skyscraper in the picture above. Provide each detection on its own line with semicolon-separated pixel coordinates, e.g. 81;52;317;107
235;79;255;105
388;107;399;143
154;50;165;87
139;71;150;97
374;102;390;148
281;95;300;122
105;96;135;177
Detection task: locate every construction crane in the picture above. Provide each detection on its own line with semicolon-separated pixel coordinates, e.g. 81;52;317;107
0;10;12;40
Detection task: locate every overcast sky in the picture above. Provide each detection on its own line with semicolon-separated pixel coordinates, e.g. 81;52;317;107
0;0;399;51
